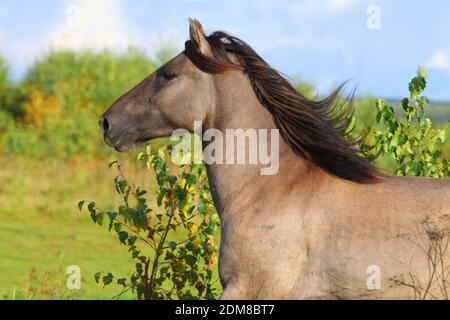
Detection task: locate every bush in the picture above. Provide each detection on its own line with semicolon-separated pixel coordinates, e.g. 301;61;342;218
0;57;9;99
0;49;162;159
361;67;449;177
0;57;27;118
80;144;221;300
22;48;157;114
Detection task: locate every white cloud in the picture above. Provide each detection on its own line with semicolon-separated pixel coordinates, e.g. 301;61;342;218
0;0;183;77
278;0;358;53
426;50;449;70
291;0;357;16
48;0;184;61
0;0;141;78
49;0;137;51
0;0;135;76
327;0;357;11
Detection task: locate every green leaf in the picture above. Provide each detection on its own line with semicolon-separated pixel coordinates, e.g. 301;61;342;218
409;75;427;98
114;222;122;233
131;249;140;259
119;231;129;244
109;160;119;169
135;263;143;274
128;235;138;246
103;273;114;286
115;178;128;195
136;187;148;197
146;155;155;169
438;129;446;144
77;200;85;211
186;255;197;267
117;278;127;287
157;191;165;207
158;147;166;160
417;66;428;80
169;241;177;250
401;98;411;113
90;211;97;223
87;202;96;213
107;212;118;231
107;211;118;220
136;283;145;298
95;212;104;226
160;267;169;276
94;272;101;284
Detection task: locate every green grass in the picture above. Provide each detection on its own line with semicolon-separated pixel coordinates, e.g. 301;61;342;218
0;208;136;299
0;156;138;299
0;156;221;300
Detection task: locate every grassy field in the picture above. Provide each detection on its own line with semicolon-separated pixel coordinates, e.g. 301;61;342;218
0;156;134;299
0;155;221;300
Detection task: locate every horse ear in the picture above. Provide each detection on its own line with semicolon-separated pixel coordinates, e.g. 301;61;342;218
189;18;212;56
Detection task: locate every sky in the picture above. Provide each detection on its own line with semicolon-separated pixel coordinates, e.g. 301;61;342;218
0;0;449;100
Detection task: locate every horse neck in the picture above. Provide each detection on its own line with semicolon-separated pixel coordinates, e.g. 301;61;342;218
203;72;323;220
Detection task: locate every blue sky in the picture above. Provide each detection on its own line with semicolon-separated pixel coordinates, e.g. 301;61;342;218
0;0;449;100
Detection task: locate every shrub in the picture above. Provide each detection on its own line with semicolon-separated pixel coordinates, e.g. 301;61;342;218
22;48;157;115
0;49;162;159
0;57;9;99
80;144;221;300
361;67;449;178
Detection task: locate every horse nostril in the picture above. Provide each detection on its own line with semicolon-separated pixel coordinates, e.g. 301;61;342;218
99;117;111;135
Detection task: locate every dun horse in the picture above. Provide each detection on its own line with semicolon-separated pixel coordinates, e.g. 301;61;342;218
100;19;450;299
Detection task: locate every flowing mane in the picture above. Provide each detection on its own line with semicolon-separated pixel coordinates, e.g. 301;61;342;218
185;30;380;184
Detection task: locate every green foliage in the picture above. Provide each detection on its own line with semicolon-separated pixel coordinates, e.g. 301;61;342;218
22;48;157;115
361;67;449;177
0;57;27;119
0;58;21;152
0;109;14;153
295;79;316;100
80;144;221;300
0;57;8;95
0;49;160;158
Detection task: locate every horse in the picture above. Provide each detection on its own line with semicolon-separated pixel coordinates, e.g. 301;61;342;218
100;19;450;299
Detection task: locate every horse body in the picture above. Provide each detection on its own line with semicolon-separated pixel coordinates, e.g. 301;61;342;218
216;171;450;299
100;19;450;299
205;70;450;299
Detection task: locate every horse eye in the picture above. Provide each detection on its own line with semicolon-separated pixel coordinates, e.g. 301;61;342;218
161;70;177;80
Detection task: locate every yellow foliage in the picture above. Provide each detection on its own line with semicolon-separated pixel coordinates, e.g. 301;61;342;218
22;90;62;128
192;235;201;249
187;222;198;234
207;255;218;271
